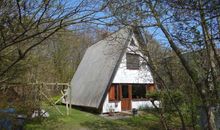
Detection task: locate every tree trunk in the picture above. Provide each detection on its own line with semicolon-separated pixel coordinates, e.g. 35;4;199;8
145;1;213;129
199;0;219;101
132;26;185;130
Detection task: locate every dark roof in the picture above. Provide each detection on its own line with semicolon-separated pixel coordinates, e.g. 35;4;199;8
67;27;132;109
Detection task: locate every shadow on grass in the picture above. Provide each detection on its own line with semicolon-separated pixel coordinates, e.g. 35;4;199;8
81;119;126;130
25;116;62;130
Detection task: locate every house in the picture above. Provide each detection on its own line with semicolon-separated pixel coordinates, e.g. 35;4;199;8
65;27;159;113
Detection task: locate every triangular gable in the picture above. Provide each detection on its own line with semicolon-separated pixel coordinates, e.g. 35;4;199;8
112;33;154;84
67;28;133;109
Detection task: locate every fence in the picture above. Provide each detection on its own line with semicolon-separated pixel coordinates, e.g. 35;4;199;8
0;82;70;117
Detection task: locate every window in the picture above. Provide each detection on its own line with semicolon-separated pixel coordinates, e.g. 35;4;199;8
130;39;135;46
122;85;129;98
109;84;119;101
132;84;146;99
126;53;140;70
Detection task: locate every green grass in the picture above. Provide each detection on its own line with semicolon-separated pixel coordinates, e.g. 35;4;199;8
25;105;161;130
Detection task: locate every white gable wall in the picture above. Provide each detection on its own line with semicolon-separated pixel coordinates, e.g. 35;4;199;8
112;35;154;84
102;35;157;113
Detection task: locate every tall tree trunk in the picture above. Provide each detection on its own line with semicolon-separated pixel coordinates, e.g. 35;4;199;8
145;0;215;129
199;0;219;101
198;1;218;130
133;27;186;130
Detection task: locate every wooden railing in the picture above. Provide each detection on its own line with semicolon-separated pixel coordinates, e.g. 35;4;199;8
0;82;72;116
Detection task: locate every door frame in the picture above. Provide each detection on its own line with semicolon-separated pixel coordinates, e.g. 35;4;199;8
120;84;132;111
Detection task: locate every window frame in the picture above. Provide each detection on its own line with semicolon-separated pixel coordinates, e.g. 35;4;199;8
131;84;147;100
126;53;140;70
131;84;156;101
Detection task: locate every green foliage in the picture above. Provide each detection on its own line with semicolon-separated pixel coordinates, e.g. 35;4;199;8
146;90;185;113
0;29;92;83
162;90;184;112
146;91;161;100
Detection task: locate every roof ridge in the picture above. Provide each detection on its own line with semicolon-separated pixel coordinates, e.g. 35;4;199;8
88;26;131;49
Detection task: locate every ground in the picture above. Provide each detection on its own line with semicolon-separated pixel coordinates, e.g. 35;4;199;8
25;105;162;130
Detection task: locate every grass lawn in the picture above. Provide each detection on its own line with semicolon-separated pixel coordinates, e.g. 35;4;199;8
25;105;162;130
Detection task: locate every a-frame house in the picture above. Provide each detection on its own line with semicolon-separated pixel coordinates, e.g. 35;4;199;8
66;27;159;113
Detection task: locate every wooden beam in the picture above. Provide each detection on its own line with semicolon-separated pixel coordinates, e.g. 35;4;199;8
1;82;70;87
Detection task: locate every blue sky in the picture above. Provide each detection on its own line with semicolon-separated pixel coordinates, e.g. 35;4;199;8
66;0;204;50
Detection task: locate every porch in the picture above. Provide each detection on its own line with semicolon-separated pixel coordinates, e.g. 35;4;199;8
102;84;157;113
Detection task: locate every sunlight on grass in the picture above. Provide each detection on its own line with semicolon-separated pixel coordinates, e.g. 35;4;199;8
25;105;161;130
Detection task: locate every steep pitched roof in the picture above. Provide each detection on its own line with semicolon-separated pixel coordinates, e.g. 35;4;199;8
68;27;133;109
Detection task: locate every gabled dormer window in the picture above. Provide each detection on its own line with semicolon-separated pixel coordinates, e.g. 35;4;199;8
126;53;140;70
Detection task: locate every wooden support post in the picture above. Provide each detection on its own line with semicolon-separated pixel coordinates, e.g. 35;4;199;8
66;84;71;116
52;83;71;116
1;82;70;116
40;90;64;115
66;96;69;115
40;83;64;115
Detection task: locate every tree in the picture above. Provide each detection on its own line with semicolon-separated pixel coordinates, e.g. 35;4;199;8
0;0;109;82
105;0;220;129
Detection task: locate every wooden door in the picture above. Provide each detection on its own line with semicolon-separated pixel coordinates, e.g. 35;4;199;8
121;85;132;111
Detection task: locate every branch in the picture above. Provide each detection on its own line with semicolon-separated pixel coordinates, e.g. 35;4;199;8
36;0;51;27
0;27;61;77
